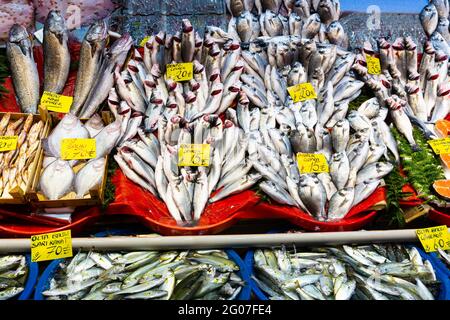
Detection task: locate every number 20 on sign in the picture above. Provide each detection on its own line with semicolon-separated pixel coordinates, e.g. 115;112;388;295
166;63;193;82
31;230;73;262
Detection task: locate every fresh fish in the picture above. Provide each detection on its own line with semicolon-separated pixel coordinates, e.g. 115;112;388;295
420;4;439;38
74;158;106;198
39;159;75;200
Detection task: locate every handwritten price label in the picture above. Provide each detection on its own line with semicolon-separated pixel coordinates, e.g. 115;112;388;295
40;91;73;113
166;63;194;82
61;138;96;160
139;36;151;47
428;138;450;154
287;83;317;103
296;153;329;174
365;54;381;75
416;225;450;253
178;144;210;167
0;136;18;152
31;230;73;262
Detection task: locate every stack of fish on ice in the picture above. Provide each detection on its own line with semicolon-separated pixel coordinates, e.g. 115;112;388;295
225;0;348;49
111;20;261;226
239;36;393;222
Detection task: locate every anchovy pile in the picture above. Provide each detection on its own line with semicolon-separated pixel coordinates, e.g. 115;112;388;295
0;114;45;198
253;244;441;300
437;248;450;267
226;0;348;48
40;113;120;200
42;250;244;300
420;0;450;51
239;38;392;221
354;37;449;150
0;255;27;300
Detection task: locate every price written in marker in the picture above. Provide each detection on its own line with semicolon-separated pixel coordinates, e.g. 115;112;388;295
178;144;210;167
61;138;96;160
139;36;151;47
287;83;317;103
31;230;73;262
166;63;194;82
296;153;329;174
365;54;381;75
428;138;450;154
416;225;450;253
40;91;73;113
0;136;18;152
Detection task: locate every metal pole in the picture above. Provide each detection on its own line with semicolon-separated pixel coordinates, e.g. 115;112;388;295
0;228;437;253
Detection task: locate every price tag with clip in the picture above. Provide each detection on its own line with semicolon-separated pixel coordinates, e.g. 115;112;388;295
428;138;450;154
178;144;210;167
40;91;73;113
416;225;450;253
166;63;194;82
296;153;329;174
365;54;381;75
0;136;18;152
61;138;96;160
31;230;73;262
287;83;317;103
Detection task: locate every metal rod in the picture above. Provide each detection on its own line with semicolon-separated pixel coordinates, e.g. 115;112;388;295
0;228;439;253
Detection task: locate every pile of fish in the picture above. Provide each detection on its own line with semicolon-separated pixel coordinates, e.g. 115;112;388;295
39;113;120;200
238;37;393;221
42;250;244;300
437;248;450;267
226;0;348;48
0;113;45;199
419;0;450;47
252;244;441;300
0;255;27;300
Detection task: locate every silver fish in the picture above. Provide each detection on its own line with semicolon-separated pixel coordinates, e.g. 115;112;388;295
40;159;74;200
75;158;105;198
329;152;350;190
420;4;439;38
328;187;355;221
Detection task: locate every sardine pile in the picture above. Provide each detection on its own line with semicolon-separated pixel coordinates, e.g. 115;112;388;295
42;250;244;300
252;244;441;300
420;0;450;51
226;0;348;48
39;113;120;200
437;248;450;267
0;113;45;199
0;255;27;300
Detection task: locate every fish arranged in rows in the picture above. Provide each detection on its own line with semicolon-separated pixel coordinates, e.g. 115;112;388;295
39;113;120;200
0;113;45;198
0;255;27;300
42;250;244;300
420;0;450;48
253;244;441;300
226;0;347;48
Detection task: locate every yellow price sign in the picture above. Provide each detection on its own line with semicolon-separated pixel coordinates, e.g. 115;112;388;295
61;138;96;160
40;91;73;113
178;144;210;167
296;153;329;174
416;225;450;253
0;136;18;152
166;63;194;82
287;83;317;103
365;54;381;75
428;138;450;154
31;230;73;262
139;36;151;47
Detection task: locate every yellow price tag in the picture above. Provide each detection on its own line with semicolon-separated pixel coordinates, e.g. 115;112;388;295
31;230;73;262
416;225;450;253
296;153;329;174
166;63;194;82
287;83;317;103
365;54;381;75
428;138;450;154
178;144;210;166
139;36;151;47
40;91;73;113
61;138;96;160
0;136;18;152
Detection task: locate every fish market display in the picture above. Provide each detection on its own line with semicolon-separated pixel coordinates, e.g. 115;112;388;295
41;250;244;300
252;244;441;300
238;37;391;221
436;248;450;267
420;0;450;48
0;254;27;300
0;113;45;199
39;113;118;200
226;0;348;48
6;24;40;114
